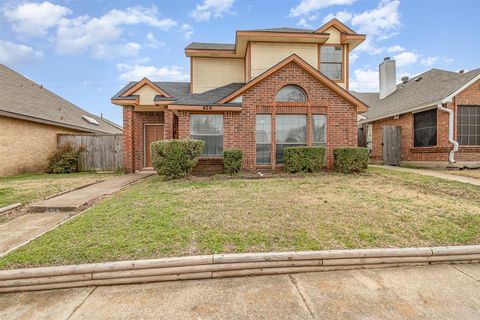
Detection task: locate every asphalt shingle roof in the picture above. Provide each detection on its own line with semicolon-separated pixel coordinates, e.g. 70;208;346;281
113;82;190;101
173;83;244;106
353;68;480;122
0;64;122;134
185;42;236;51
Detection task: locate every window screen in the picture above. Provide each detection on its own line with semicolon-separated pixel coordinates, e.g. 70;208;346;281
414;109;437;147
275;115;307;164
457;105;480;145
256;115;272;164
320;46;343;80
190;114;224;156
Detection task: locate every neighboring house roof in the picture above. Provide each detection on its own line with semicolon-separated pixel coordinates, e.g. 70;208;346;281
173;83;244;106
0;64;122;134
242;27;315;33
112;81;190;102
354;68;480;123
218;54;369;113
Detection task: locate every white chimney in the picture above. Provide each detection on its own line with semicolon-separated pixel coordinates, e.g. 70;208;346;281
379;57;396;99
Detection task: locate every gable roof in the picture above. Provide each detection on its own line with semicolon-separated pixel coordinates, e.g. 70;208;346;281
112;81;190;102
354;68;480;122
218;54;369;113
0;64;122;134
315;18;356;34
122;78;172;98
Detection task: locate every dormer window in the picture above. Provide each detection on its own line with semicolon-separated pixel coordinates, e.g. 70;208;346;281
275;85;307;102
320;46;343;81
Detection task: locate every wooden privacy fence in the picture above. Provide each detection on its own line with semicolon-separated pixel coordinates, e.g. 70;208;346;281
58;134;123;171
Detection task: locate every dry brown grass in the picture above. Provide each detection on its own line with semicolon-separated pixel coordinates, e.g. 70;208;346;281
441;169;480;179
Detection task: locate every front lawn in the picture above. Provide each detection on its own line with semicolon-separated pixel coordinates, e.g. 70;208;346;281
0;172;121;208
1;167;479;269
442;169;480;180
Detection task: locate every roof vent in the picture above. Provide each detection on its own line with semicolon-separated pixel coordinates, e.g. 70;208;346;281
401;76;409;84
415;76;423;82
458;69;465;74
82;115;100;126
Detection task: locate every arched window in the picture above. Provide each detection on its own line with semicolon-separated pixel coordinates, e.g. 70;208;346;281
275;85;307;102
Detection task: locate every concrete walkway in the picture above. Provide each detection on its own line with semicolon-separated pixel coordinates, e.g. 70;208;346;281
373;165;480;186
0;172;154;256
1;263;479;319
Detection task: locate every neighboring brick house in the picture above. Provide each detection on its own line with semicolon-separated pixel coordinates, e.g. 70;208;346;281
356;58;480;167
0;64;122;176
112;19;369;173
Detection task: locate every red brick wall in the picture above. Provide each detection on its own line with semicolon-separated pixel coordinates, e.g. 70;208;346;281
122;109;165;173
174;62;358;171
370;79;480;163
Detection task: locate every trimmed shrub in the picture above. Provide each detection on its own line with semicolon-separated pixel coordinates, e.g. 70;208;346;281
333;147;369;174
284;146;326;173
223;149;243;175
151;139;204;179
48;142;83;174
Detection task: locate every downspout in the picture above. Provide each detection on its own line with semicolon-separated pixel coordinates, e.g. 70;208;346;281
437;101;459;163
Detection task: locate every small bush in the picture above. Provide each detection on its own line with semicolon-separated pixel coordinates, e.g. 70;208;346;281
48;142;83;174
151;139;204;179
223;149;243;175
284;146;326;173
333;147;369;174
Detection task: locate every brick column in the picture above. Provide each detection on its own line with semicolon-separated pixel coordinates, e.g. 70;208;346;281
164;110;174;140
123;105;135;173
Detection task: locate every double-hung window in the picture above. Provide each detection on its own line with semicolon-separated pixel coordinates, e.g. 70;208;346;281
275;115;307;164
457;105;480;145
190;114;224;156
320;46;343;81
414;109;437;147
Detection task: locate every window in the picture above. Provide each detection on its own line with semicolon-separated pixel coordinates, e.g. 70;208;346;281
320;46;343;80
312;115;327;147
457;105;480;145
256;115;272;164
275;115;307;164
190;114;224;156
275;85;307;102
366;124;373;151
414;109;437;147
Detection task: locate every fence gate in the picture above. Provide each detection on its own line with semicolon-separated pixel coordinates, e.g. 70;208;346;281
58;134;123;171
382;126;401;166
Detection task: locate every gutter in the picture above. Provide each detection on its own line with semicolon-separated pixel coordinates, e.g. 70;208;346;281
437;100;459;163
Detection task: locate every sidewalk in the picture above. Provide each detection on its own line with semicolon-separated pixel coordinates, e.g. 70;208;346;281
0;172;154;256
373;165;480;187
1;263;479;319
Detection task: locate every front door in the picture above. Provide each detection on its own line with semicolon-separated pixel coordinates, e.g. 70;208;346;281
145;124;164;167
382;126;401;166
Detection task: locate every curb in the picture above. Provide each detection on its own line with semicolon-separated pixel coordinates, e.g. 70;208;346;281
1;245;479;293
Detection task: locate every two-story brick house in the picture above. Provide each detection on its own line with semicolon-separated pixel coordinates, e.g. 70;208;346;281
112;19;368;173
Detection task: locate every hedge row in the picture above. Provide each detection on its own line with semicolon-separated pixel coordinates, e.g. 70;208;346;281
283;146;326;173
151;139;204;179
223;149;243;175
333;147;369;173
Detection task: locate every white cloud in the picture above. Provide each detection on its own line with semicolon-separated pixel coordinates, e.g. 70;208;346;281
180;24;194;40
350;68;379;92
4;1;71;37
55;6;176;55
191;0;235;22
297;18;312;28
421;56;454;67
117;63;189;81
387;45;404;53
322;10;353;24
290;0;355;17
146;32;165;48
349;53;359;64
393;51;418;67
0;40;43;65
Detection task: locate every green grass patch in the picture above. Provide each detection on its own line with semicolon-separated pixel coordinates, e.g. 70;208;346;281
1;167;479;269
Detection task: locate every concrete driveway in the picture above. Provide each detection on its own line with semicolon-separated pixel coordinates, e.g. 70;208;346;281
1;263;479;319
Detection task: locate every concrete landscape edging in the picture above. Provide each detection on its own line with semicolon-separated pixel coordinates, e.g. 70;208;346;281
0;245;479;293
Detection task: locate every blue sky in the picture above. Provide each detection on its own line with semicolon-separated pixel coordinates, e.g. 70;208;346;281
0;0;478;125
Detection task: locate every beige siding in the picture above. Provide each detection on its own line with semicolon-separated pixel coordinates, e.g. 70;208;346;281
192;57;245;93
132;85;159;105
0;116;82;176
250;42;318;79
324;27;341;44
